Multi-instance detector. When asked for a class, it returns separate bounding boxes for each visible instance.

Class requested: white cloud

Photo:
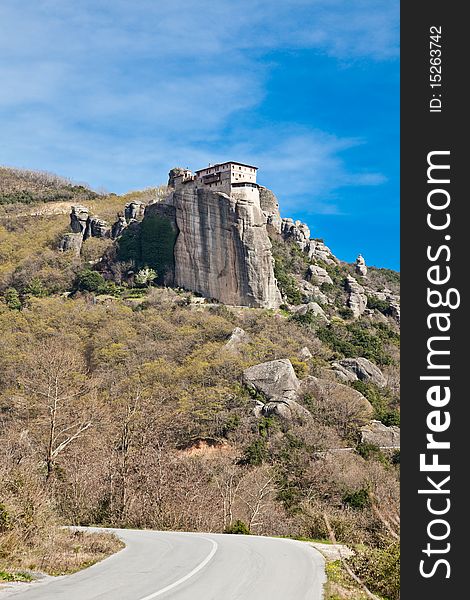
[0,0,397,207]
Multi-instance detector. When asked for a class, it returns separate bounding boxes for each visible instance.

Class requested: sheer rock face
[148,187,282,308]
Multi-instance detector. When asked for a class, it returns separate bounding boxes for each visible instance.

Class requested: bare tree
[17,339,95,480]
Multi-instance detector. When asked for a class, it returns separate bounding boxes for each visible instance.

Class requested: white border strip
[138,537,218,600]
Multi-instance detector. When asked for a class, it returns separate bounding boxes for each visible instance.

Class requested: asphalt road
[2,528,326,600]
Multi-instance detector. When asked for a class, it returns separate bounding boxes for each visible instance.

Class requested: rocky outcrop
[330,363,358,383]
[332,358,386,387]
[355,254,367,277]
[307,264,333,285]
[124,201,145,222]
[243,359,300,402]
[168,167,188,188]
[289,301,328,321]
[59,232,84,255]
[70,205,89,235]
[145,187,282,308]
[244,359,311,421]
[259,187,282,234]
[60,205,111,254]
[299,347,313,360]
[89,217,111,239]
[361,420,400,448]
[345,275,367,318]
[306,239,338,265]
[111,215,127,239]
[281,218,311,251]
[298,280,330,305]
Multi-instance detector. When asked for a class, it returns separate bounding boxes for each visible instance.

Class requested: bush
[4,288,22,310]
[224,520,250,535]
[289,356,309,379]
[76,269,107,293]
[351,381,399,424]
[350,542,400,600]
[367,294,391,315]
[342,488,371,510]
[316,321,395,366]
[242,438,268,466]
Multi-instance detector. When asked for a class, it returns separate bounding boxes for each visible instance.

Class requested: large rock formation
[259,187,282,234]
[243,359,311,421]
[145,187,282,308]
[355,254,367,277]
[60,205,111,255]
[332,357,386,387]
[345,275,367,318]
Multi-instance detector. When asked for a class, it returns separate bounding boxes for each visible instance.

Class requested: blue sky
[0,0,399,269]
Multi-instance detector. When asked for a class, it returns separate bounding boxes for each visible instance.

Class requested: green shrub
[4,288,22,310]
[242,438,268,466]
[117,223,142,264]
[224,520,250,535]
[367,294,391,315]
[356,442,387,464]
[342,487,371,510]
[316,321,396,366]
[76,269,107,293]
[351,381,399,424]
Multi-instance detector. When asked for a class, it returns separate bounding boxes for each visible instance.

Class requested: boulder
[305,240,338,265]
[345,275,367,318]
[281,218,311,251]
[260,399,312,421]
[243,359,300,403]
[330,362,358,383]
[289,302,328,321]
[299,347,313,360]
[88,217,111,238]
[335,357,387,387]
[224,327,250,352]
[361,420,400,448]
[301,376,374,421]
[298,280,330,305]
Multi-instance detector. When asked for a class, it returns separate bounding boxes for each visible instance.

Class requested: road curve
[2,528,326,600]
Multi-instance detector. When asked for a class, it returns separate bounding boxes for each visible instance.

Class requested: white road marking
[137,537,218,600]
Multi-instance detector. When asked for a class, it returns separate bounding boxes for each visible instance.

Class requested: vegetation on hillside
[0,183,400,599]
[0,167,99,205]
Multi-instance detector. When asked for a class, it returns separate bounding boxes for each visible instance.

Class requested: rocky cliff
[57,167,399,320]
[146,186,282,308]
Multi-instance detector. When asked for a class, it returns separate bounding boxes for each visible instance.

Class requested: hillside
[0,166,99,205]
[0,167,399,599]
